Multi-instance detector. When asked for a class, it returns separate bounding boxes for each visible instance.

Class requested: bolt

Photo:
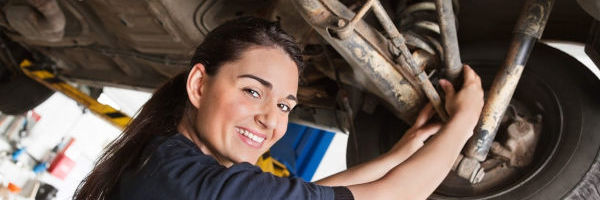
[337,19,347,27]
[471,168,486,184]
[456,157,484,184]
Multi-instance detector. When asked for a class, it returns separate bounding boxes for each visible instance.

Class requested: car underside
[1,0,600,199]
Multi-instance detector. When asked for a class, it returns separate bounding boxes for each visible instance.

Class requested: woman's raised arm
[324,65,484,200]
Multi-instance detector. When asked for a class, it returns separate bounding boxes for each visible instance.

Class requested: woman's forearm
[348,116,474,200]
[315,147,411,186]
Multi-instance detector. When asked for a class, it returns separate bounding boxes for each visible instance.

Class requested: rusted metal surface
[455,156,486,184]
[372,0,449,121]
[5,0,66,42]
[293,0,425,122]
[435,0,463,83]
[464,0,554,163]
[458,0,555,184]
[464,35,536,162]
[417,72,449,121]
[328,0,375,40]
[464,103,542,186]
[515,0,554,39]
[490,115,541,167]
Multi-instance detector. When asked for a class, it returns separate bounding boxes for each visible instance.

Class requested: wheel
[346,42,600,199]
[0,70,54,115]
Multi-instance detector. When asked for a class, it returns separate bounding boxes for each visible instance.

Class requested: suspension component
[372,0,449,121]
[458,0,555,183]
[435,0,463,83]
[294,0,428,123]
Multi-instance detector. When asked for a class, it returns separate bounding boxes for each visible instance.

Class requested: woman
[74,17,483,200]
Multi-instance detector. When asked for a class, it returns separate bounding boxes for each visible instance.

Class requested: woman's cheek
[227,95,254,117]
[273,122,288,141]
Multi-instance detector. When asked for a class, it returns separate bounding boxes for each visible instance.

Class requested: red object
[29,110,41,122]
[7,182,21,193]
[47,152,76,180]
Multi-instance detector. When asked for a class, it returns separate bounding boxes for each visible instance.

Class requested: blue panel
[270,123,336,181]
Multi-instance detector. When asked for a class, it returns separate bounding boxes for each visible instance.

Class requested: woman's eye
[278,103,291,113]
[244,88,261,98]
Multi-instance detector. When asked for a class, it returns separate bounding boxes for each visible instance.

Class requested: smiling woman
[72,17,354,200]
[180,47,299,167]
[73,16,485,200]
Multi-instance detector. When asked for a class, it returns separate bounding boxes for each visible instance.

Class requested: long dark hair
[73,17,303,200]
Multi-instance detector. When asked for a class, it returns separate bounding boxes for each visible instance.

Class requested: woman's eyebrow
[238,74,272,88]
[238,74,297,102]
[286,95,297,103]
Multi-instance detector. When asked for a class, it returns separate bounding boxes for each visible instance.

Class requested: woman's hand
[439,65,484,131]
[388,103,442,162]
[348,65,485,200]
[388,64,483,163]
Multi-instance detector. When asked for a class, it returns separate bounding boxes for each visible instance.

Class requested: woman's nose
[255,104,277,130]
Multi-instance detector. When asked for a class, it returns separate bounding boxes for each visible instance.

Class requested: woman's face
[187,47,299,166]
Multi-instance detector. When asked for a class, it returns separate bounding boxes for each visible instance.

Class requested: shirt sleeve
[134,137,353,200]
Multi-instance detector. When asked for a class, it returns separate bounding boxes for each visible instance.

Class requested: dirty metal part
[435,0,462,83]
[490,114,542,167]
[289,105,349,134]
[412,50,438,72]
[5,0,66,42]
[455,156,486,184]
[372,0,449,121]
[452,103,543,187]
[297,85,337,109]
[292,0,425,122]
[463,35,536,161]
[404,32,437,55]
[400,2,437,17]
[397,2,442,56]
[514,0,554,39]
[394,54,448,121]
[328,0,376,40]
[463,0,554,163]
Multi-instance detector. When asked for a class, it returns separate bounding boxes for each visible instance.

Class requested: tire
[0,70,54,115]
[346,42,600,199]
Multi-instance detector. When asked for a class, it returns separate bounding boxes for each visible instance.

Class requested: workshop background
[0,42,597,200]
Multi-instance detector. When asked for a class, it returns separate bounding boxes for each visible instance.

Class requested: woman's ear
[186,63,207,109]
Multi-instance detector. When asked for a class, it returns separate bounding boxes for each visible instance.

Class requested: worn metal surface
[328,0,375,40]
[464,35,536,162]
[455,156,486,184]
[464,0,555,163]
[372,0,449,121]
[435,0,463,83]
[515,0,554,39]
[293,0,425,122]
[5,0,66,42]
[490,115,541,167]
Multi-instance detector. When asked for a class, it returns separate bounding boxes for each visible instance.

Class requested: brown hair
[73,17,303,199]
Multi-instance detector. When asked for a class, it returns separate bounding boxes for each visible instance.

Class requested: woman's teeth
[235,127,265,143]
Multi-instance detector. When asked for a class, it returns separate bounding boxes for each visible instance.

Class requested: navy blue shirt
[111,133,353,200]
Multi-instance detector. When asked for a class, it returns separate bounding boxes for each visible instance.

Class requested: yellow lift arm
[19,59,290,177]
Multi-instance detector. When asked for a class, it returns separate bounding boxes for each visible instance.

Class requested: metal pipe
[435,0,462,83]
[372,0,449,121]
[330,0,376,39]
[463,0,554,162]
[293,0,425,122]
[371,0,415,69]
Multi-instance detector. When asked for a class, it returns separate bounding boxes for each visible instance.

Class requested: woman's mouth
[235,127,265,148]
